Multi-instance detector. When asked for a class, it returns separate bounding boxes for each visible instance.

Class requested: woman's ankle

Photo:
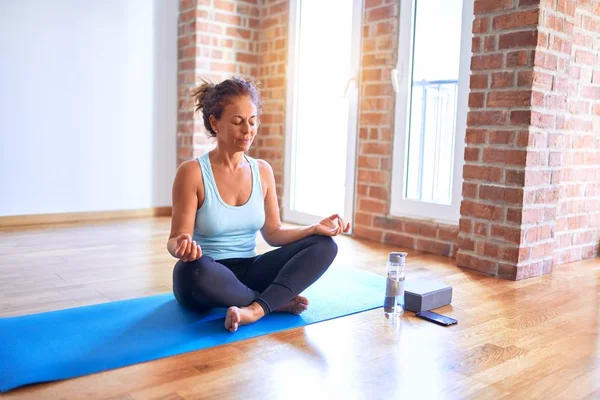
[246,302,266,320]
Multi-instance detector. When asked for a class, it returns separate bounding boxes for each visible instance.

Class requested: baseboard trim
[0,207,172,228]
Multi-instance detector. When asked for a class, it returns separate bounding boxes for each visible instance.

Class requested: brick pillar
[458,0,600,280]
[176,0,286,206]
[457,0,543,279]
[177,0,260,164]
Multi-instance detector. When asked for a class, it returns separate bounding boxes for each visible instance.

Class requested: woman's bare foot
[224,302,265,332]
[274,295,310,315]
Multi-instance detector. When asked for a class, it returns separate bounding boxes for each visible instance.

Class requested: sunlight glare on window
[404,0,463,205]
[291,0,354,217]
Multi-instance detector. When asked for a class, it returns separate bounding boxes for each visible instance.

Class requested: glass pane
[291,0,354,217]
[405,0,463,205]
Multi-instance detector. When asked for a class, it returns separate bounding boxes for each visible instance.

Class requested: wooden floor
[1,217,599,399]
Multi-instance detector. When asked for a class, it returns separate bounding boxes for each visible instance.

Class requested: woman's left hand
[313,214,351,237]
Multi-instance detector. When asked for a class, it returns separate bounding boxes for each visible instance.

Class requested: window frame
[389,0,474,225]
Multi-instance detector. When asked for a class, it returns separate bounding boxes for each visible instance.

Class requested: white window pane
[405,0,462,205]
[292,0,354,217]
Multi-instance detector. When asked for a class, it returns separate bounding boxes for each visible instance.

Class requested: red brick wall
[177,0,287,204]
[176,0,458,258]
[458,0,599,279]
[176,1,599,277]
[543,1,600,264]
[177,0,260,164]
[357,0,597,271]
[457,0,544,279]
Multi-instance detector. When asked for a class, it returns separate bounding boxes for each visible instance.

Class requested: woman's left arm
[258,160,350,247]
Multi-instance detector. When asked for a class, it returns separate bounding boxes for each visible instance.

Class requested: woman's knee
[309,235,338,262]
[173,256,212,291]
[172,256,215,310]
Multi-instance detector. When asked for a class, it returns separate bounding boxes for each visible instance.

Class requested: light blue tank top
[193,152,265,260]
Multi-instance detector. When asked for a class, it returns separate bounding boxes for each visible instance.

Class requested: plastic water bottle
[384,252,406,317]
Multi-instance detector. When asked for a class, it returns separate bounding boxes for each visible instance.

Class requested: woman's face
[210,95,258,152]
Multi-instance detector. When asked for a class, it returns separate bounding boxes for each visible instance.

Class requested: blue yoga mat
[0,266,385,392]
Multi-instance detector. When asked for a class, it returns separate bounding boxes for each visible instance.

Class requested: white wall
[0,0,178,216]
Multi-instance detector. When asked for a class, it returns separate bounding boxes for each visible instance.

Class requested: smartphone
[415,310,457,326]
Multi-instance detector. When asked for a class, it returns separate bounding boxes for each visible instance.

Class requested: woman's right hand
[173,233,202,262]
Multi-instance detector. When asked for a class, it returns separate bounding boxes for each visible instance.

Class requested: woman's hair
[190,76,263,137]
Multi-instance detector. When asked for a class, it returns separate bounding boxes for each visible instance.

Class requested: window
[390,0,473,224]
[283,0,362,228]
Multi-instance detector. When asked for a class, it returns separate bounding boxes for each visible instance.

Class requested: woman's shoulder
[174,157,203,186]
[250,157,272,171]
[252,157,274,177]
[177,157,202,173]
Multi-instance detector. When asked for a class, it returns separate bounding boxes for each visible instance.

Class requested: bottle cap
[388,252,407,263]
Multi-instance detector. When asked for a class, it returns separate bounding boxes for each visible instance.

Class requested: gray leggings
[172,235,338,314]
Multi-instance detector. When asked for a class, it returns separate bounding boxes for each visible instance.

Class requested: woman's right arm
[167,160,203,261]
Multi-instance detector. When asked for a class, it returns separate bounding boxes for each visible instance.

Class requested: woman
[168,77,350,332]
